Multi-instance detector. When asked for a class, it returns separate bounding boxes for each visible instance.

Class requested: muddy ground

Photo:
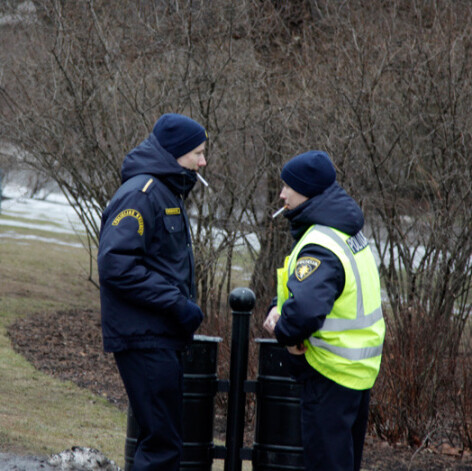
[0,453,55,470]
[6,308,472,470]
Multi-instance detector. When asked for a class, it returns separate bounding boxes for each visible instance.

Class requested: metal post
[224,287,256,471]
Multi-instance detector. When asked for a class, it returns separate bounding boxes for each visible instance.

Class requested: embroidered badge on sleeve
[112,209,144,236]
[295,257,321,281]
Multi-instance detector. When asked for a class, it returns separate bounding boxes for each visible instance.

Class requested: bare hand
[263,306,281,336]
[287,343,308,355]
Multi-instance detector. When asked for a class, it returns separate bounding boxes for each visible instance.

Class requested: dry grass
[0,228,127,467]
[0,219,254,470]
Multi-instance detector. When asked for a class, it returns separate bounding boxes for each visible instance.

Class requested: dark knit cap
[153,113,207,158]
[281,150,336,198]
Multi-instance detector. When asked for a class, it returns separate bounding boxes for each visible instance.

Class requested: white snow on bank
[0,182,86,247]
[0,1,37,26]
[0,181,260,255]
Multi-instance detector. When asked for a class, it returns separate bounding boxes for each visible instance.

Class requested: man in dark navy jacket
[98,113,208,471]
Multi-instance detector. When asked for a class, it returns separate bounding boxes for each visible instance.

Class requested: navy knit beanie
[281,151,336,198]
[153,113,207,158]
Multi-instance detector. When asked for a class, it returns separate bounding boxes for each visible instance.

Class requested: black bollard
[181,335,222,470]
[224,287,256,471]
[252,339,304,470]
[123,335,222,471]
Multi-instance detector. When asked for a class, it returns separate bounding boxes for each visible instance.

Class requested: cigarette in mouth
[197,172,209,187]
[272,205,288,218]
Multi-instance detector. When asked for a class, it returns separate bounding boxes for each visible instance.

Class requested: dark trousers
[114,349,183,471]
[300,369,370,471]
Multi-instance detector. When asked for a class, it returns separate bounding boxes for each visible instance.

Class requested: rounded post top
[229,287,256,313]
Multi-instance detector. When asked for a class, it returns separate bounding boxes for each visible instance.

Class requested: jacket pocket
[163,214,184,233]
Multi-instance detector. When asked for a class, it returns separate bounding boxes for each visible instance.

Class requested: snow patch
[1,182,85,238]
[48,447,121,471]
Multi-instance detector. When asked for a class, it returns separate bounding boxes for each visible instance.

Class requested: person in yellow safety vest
[264,150,385,471]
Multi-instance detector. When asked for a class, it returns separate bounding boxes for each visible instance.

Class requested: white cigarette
[272,205,288,218]
[196,172,209,187]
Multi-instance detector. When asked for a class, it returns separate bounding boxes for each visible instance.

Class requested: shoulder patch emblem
[295,257,321,281]
[112,209,144,236]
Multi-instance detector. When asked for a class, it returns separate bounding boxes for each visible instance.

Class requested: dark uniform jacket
[98,133,203,352]
[274,182,365,349]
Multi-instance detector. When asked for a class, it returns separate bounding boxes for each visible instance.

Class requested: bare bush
[1,0,472,451]
[1,0,293,308]
[312,0,472,448]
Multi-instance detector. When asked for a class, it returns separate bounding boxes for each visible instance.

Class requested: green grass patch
[0,222,87,246]
[0,211,258,470]
[0,212,78,229]
[0,221,125,467]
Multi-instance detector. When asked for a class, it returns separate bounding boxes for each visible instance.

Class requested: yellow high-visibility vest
[277,224,385,390]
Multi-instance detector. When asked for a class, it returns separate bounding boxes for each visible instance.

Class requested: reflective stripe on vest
[278,224,385,389]
[306,226,383,360]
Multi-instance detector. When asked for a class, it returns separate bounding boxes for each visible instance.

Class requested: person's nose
[199,155,207,167]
